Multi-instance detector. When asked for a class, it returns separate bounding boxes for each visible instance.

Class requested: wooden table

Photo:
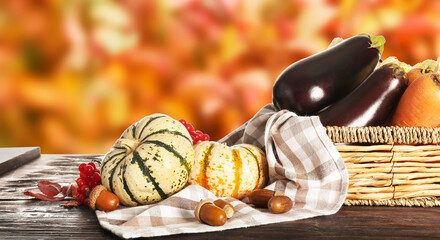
[1,154,440,239]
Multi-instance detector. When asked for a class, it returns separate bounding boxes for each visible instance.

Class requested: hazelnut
[89,185,120,211]
[194,200,227,226]
[248,189,285,208]
[71,183,78,198]
[268,195,293,214]
[213,199,235,219]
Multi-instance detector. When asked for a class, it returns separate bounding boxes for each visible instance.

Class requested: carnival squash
[189,141,268,199]
[100,113,195,206]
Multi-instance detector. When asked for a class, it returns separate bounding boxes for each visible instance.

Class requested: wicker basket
[325,126,440,207]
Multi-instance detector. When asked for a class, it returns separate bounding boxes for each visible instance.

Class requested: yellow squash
[189,141,268,199]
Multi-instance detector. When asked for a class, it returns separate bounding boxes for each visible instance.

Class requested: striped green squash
[100,113,195,206]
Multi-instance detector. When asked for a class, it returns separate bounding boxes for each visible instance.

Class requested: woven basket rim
[325,126,440,145]
[344,197,440,207]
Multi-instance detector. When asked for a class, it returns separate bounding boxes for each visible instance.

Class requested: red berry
[92,172,101,183]
[78,184,90,195]
[83,197,90,207]
[76,193,86,204]
[84,165,94,175]
[195,130,203,137]
[76,178,86,187]
[191,132,200,143]
[178,118,208,144]
[88,182,97,190]
[84,174,94,184]
[185,124,194,133]
[201,134,210,141]
[88,162,98,171]
[80,172,88,181]
[79,163,87,173]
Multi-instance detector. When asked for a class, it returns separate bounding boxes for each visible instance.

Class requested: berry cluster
[179,119,210,144]
[75,162,101,206]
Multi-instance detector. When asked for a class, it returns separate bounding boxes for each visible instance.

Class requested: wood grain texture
[1,154,440,239]
[0,147,40,176]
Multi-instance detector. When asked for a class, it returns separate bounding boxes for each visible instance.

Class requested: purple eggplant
[272,34,385,115]
[318,63,408,127]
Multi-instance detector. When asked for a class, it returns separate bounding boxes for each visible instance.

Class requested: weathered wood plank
[0,200,118,239]
[154,206,440,240]
[0,155,116,239]
[0,147,40,176]
[0,155,102,200]
[2,154,440,239]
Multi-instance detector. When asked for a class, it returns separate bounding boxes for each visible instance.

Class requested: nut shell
[249,189,284,208]
[213,199,235,219]
[249,189,273,208]
[194,200,213,223]
[194,200,227,226]
[89,185,106,210]
[268,195,293,214]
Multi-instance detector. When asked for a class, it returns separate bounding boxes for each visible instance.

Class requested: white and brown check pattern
[96,104,348,239]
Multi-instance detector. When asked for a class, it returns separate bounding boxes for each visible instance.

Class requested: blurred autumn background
[0,0,439,154]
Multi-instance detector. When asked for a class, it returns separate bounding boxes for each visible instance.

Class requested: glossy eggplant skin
[272,34,382,115]
[318,63,408,127]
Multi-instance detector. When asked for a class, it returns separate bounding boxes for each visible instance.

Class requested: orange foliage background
[0,0,439,154]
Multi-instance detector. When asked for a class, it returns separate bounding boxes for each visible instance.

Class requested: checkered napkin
[96,104,348,239]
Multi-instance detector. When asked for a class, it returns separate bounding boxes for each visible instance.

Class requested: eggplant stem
[361,33,386,55]
[328,37,344,48]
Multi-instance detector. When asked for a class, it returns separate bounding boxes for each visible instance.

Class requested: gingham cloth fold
[96,104,349,239]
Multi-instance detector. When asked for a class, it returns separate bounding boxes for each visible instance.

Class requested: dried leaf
[37,180,62,197]
[62,184,74,197]
[24,191,65,201]
[61,200,80,208]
